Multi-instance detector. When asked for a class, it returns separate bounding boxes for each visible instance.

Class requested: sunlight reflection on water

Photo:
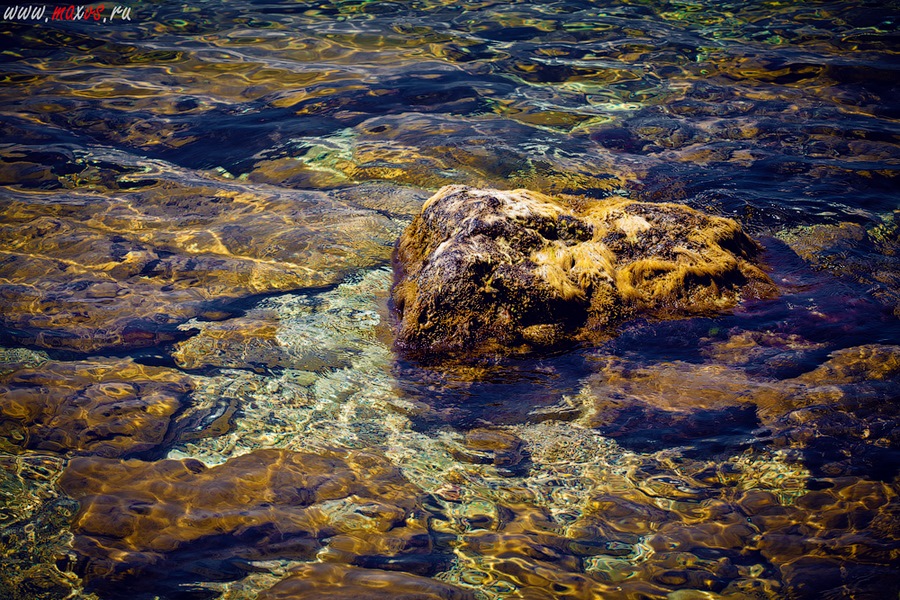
[0,0,899,598]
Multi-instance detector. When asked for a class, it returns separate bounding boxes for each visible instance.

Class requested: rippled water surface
[1,1,899,598]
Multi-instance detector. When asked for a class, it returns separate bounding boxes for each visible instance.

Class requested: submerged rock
[58,448,440,593]
[0,358,208,458]
[0,175,402,353]
[584,343,900,478]
[0,454,85,600]
[777,217,900,317]
[392,185,776,361]
[258,564,475,600]
[449,428,528,476]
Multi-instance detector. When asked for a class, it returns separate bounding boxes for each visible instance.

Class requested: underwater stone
[777,219,900,317]
[0,358,197,458]
[258,563,475,600]
[0,180,401,353]
[58,448,439,591]
[450,428,527,475]
[583,344,900,478]
[392,185,776,361]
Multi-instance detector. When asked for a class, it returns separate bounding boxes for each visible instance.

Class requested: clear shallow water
[1,1,899,598]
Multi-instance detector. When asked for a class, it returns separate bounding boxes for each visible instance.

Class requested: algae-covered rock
[0,358,204,458]
[0,176,402,353]
[258,564,475,600]
[392,185,775,361]
[58,448,439,592]
[777,218,900,317]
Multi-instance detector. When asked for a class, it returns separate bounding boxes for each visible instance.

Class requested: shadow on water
[393,345,773,464]
[599,404,762,457]
[392,348,594,432]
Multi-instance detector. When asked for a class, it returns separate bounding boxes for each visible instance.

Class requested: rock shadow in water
[393,348,593,432]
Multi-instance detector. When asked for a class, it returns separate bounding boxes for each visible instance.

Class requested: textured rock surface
[257,564,475,600]
[585,343,900,478]
[58,448,439,592]
[777,214,900,317]
[392,185,776,361]
[443,450,900,599]
[0,176,402,353]
[0,454,84,600]
[0,358,206,458]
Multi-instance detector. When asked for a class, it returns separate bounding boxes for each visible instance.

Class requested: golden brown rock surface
[0,358,205,458]
[0,453,86,600]
[257,563,475,600]
[443,459,899,599]
[0,175,402,353]
[250,113,630,197]
[58,448,439,591]
[392,185,776,361]
[584,343,900,478]
[170,312,292,372]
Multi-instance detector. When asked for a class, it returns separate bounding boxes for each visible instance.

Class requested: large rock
[391,185,776,361]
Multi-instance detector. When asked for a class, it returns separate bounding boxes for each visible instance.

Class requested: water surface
[1,1,899,598]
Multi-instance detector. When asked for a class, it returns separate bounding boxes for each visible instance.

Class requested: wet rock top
[392,185,776,362]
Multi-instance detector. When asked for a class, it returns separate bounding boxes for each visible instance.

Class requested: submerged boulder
[392,185,776,361]
[0,358,205,458]
[258,564,475,600]
[59,448,439,592]
[0,177,404,353]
